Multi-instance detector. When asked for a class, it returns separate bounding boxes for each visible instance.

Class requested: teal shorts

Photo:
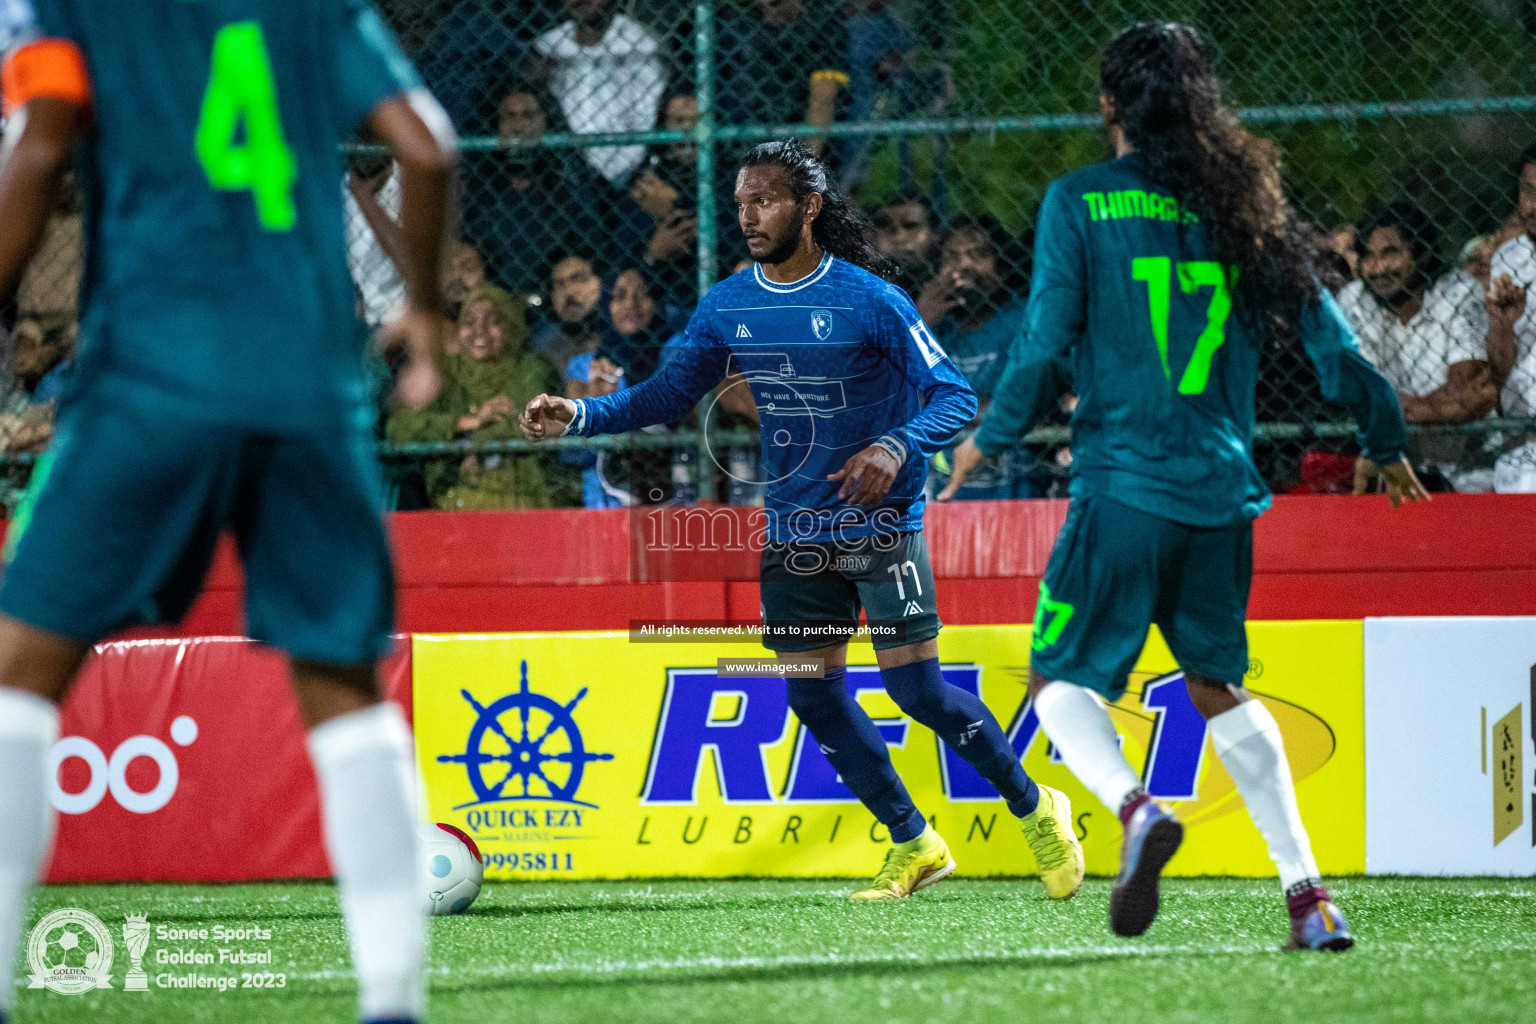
[1030,494,1251,698]
[0,399,394,666]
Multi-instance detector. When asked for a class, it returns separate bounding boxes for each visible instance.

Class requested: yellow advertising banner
[413,622,1364,880]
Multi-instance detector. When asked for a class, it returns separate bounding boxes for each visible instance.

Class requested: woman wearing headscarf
[387,284,570,508]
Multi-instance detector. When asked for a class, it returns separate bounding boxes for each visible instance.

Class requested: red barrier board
[31,494,1536,882]
[143,494,1536,638]
[45,638,410,883]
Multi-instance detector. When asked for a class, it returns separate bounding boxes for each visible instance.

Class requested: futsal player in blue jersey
[521,139,1084,900]
[0,3,455,1021]
[943,23,1427,948]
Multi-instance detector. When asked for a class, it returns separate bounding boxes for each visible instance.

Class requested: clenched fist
[519,394,578,441]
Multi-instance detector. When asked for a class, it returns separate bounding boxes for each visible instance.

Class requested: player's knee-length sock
[787,667,926,842]
[882,658,1039,817]
[1208,698,1320,891]
[0,688,58,1015]
[1032,681,1142,814]
[307,703,425,1022]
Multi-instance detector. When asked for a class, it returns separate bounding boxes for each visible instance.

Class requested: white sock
[308,703,425,1022]
[1209,698,1320,891]
[1033,681,1142,814]
[0,688,60,1014]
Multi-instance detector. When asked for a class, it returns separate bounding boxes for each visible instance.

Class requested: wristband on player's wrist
[874,435,907,465]
[562,399,587,437]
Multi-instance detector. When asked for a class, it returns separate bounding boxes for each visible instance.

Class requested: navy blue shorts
[1030,494,1252,698]
[0,400,394,666]
[759,531,942,652]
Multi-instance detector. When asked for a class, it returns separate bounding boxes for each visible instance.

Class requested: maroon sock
[1284,879,1331,921]
[1118,791,1151,828]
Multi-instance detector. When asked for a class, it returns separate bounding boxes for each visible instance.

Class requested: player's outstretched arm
[538,320,732,442]
[368,93,457,410]
[519,394,577,441]
[945,181,1085,500]
[0,97,83,299]
[936,436,985,502]
[939,354,1071,500]
[1352,456,1430,508]
[1299,289,1427,508]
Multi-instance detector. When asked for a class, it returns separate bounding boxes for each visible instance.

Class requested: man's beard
[1367,278,1420,312]
[758,224,803,266]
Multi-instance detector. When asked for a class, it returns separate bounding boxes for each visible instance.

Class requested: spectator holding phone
[627,93,744,325]
[919,215,1063,498]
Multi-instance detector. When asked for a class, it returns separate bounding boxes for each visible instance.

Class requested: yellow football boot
[1020,784,1085,900]
[850,825,957,900]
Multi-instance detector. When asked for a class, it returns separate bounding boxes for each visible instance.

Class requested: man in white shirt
[1487,144,1536,418]
[1338,202,1508,488]
[1338,202,1501,426]
[344,161,408,328]
[532,0,666,185]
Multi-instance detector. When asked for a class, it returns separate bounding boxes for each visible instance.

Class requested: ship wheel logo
[438,660,613,809]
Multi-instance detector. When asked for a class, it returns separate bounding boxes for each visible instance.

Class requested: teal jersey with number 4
[20,0,418,431]
[974,154,1406,527]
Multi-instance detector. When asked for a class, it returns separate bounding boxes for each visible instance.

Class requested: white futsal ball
[420,822,483,916]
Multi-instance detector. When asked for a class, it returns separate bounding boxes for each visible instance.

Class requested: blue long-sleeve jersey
[974,156,1407,528]
[570,254,978,542]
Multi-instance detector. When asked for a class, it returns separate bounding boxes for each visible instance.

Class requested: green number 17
[1131,257,1238,395]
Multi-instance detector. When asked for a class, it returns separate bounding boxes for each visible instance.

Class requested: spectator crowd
[7,1,1536,508]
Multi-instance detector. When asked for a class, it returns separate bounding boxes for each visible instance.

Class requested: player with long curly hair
[521,138,1085,902]
[944,22,1426,948]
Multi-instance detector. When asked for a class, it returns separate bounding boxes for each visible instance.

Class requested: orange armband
[2,38,92,118]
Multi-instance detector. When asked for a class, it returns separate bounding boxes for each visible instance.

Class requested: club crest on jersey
[810,310,834,340]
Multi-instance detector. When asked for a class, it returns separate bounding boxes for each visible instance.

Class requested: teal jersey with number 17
[974,154,1406,527]
[21,0,418,431]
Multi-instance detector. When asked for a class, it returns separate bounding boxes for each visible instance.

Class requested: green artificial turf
[12,877,1536,1023]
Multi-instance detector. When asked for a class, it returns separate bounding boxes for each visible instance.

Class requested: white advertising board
[1365,617,1536,875]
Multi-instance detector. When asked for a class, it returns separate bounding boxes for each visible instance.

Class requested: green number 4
[1131,256,1238,395]
[195,22,297,232]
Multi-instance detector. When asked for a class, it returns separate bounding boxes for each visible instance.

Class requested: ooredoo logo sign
[49,715,199,815]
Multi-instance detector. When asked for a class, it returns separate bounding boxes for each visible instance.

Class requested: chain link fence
[9,0,1536,507]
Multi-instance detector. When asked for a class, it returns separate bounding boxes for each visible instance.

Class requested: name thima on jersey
[574,254,978,543]
[975,154,1405,528]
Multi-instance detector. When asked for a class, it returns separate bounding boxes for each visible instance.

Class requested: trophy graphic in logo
[122,914,150,991]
